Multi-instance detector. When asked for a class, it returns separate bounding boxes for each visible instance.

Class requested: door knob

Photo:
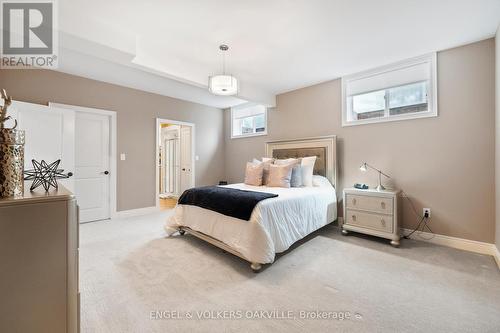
[104,171,109,175]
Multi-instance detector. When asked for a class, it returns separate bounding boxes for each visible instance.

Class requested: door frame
[155,118,195,210]
[49,102,117,218]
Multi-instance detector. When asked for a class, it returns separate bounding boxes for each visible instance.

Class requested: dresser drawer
[346,194,393,215]
[345,209,393,233]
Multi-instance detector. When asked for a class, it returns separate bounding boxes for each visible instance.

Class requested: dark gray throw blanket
[178,186,278,221]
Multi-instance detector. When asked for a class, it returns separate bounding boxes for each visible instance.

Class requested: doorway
[50,102,117,223]
[74,112,111,222]
[11,101,117,223]
[156,118,195,210]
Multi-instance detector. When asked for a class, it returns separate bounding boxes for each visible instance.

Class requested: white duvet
[165,176,337,264]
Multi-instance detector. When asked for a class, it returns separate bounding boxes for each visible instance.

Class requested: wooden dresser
[0,185,79,333]
[342,187,401,247]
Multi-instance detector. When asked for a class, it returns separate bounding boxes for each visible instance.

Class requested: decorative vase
[0,128,25,197]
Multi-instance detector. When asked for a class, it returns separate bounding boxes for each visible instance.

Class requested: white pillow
[301,156,317,186]
[312,175,333,188]
[262,157,274,163]
[274,158,299,165]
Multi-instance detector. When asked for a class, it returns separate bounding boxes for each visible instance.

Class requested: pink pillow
[254,158,274,185]
[244,162,264,186]
[267,164,293,188]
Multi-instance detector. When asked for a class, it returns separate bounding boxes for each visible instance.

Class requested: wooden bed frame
[178,135,337,272]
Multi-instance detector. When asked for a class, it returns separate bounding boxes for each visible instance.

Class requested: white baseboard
[494,246,500,270]
[112,206,160,219]
[332,219,499,270]
[402,228,498,259]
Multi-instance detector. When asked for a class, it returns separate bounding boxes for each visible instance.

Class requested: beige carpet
[80,210,500,333]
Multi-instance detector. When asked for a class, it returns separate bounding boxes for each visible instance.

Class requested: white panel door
[10,101,75,192]
[74,112,110,223]
[179,126,193,193]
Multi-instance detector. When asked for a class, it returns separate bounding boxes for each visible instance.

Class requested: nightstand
[342,187,401,247]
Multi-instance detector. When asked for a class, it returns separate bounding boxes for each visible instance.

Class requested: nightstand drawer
[345,209,393,233]
[346,194,393,215]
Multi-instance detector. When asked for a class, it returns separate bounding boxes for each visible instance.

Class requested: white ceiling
[59,0,500,108]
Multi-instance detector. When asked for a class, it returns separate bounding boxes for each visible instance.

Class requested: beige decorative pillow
[244,162,264,186]
[254,158,274,185]
[262,160,273,185]
[267,164,293,188]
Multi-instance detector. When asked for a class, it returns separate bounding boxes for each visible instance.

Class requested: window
[231,103,267,138]
[342,54,437,126]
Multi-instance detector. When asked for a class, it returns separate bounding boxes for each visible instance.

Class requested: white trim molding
[335,221,499,270]
[113,206,160,219]
[155,118,196,210]
[230,103,268,139]
[494,246,500,270]
[49,102,118,219]
[265,135,337,190]
[402,228,500,269]
[341,53,438,127]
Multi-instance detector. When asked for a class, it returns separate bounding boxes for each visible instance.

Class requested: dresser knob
[381,219,386,226]
[352,215,357,221]
[381,202,386,209]
[352,198,357,205]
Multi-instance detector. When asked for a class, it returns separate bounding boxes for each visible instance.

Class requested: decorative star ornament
[24,159,70,192]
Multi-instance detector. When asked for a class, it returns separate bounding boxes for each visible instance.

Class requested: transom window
[342,54,437,126]
[231,104,267,138]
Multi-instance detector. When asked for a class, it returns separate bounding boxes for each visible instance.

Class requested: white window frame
[230,103,268,139]
[341,53,438,127]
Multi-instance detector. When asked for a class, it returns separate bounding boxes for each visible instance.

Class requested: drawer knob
[352,215,357,221]
[381,219,386,226]
[352,198,357,205]
[381,202,386,209]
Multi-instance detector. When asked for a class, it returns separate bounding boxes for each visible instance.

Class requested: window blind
[345,61,431,97]
[232,104,266,119]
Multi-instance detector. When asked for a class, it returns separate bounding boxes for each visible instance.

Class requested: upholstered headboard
[265,136,337,189]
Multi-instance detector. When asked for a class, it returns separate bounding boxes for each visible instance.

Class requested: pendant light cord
[219,44,229,75]
[222,49,226,75]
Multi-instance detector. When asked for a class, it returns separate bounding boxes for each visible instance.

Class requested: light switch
[120,153,126,161]
[195,155,199,161]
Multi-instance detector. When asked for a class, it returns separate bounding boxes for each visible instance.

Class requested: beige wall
[225,38,496,243]
[0,69,225,211]
[496,27,500,250]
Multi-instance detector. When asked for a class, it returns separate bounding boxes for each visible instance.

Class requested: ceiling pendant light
[208,44,238,96]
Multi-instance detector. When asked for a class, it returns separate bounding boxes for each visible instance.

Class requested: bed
[165,136,338,272]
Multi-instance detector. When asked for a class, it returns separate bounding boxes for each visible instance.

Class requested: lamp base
[376,184,386,191]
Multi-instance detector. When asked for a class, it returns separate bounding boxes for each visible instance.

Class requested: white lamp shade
[208,75,238,96]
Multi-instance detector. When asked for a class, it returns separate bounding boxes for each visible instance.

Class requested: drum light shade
[208,74,238,96]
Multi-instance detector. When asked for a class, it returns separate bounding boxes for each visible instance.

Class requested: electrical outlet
[423,208,431,218]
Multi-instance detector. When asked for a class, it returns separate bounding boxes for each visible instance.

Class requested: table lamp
[359,162,390,191]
